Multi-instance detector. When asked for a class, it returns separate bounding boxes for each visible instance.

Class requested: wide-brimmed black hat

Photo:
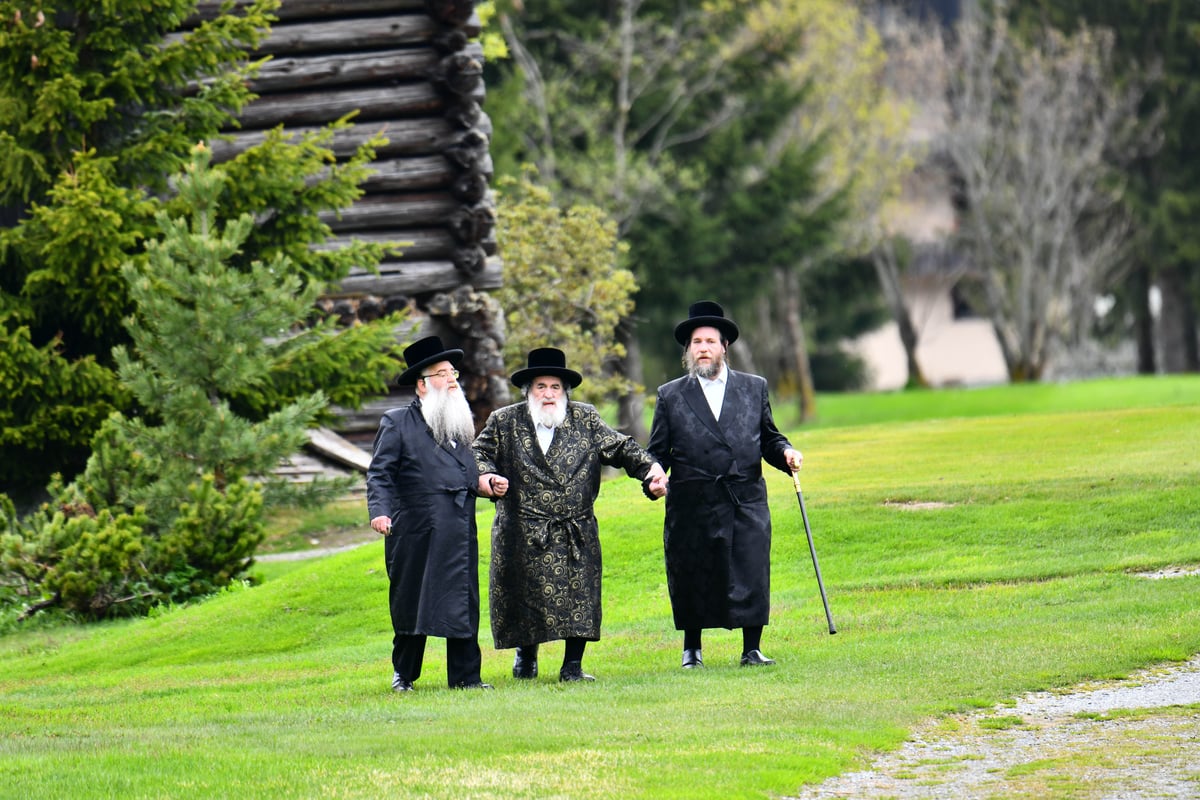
[510,347,583,389]
[673,300,740,346]
[396,335,464,386]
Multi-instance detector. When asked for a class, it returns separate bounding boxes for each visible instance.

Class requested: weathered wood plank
[237,84,447,129]
[210,118,459,161]
[316,229,454,258]
[249,48,436,92]
[193,1,424,23]
[318,229,496,257]
[359,155,457,192]
[256,15,439,55]
[306,427,371,472]
[331,257,502,296]
[360,155,493,201]
[322,193,460,231]
[193,0,482,31]
[334,393,411,442]
[246,42,484,93]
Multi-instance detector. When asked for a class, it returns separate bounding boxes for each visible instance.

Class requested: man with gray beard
[647,301,802,670]
[367,336,491,692]
[474,348,667,682]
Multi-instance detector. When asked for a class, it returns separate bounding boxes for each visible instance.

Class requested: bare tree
[939,4,1152,381]
[765,2,922,404]
[861,5,967,390]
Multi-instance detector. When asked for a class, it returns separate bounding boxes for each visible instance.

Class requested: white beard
[422,383,475,445]
[685,350,726,380]
[526,393,568,429]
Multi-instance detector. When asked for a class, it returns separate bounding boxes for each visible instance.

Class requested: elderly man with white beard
[474,348,667,683]
[367,336,491,692]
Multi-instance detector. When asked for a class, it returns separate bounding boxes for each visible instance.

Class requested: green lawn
[2,375,1199,799]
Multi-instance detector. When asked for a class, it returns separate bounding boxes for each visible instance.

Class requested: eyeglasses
[421,369,460,381]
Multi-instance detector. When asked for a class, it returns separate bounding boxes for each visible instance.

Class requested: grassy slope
[2,376,1199,799]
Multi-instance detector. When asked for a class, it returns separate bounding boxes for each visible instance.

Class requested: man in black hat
[366,335,491,692]
[473,348,667,683]
[647,301,802,669]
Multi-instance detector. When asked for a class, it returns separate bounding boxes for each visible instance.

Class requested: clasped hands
[478,472,509,498]
[644,462,668,498]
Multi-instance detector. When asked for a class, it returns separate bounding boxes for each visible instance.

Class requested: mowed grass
[2,375,1199,799]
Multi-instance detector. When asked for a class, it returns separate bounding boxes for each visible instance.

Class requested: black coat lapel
[445,436,472,467]
[681,376,725,441]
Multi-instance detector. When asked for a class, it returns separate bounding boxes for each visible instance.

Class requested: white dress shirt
[535,423,555,453]
[698,363,728,420]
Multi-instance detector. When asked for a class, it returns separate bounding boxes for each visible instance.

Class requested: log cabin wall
[192,0,508,449]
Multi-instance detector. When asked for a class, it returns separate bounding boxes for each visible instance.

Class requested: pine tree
[111,144,335,517]
[1,147,358,621]
[0,1,401,500]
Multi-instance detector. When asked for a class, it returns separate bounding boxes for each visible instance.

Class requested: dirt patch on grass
[883,500,956,510]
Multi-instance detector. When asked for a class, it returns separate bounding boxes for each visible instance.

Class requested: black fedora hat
[673,300,740,346]
[396,335,464,386]
[510,347,583,389]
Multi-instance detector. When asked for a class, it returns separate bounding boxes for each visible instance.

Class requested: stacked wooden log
[193,0,508,450]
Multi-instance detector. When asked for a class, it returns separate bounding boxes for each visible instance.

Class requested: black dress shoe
[740,649,776,666]
[681,648,704,669]
[558,661,596,682]
[454,681,495,690]
[392,672,414,692]
[513,646,538,679]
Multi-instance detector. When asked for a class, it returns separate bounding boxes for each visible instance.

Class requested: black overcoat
[366,399,480,639]
[473,401,655,649]
[647,369,793,630]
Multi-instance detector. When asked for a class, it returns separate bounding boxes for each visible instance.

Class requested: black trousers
[393,634,483,687]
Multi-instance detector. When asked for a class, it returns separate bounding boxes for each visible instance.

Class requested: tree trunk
[1128,262,1157,374]
[1156,264,1198,373]
[777,267,816,422]
[871,241,928,389]
[616,315,647,441]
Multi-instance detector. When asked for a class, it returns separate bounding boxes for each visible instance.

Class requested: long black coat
[473,401,655,649]
[647,369,793,630]
[366,400,480,639]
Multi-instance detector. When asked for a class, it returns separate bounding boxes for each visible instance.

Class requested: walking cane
[792,468,836,634]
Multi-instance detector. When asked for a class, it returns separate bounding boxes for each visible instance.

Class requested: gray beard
[422,384,476,445]
[526,394,567,428]
[685,351,725,380]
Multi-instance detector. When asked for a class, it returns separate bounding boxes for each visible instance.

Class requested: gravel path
[257,540,373,561]
[791,655,1200,799]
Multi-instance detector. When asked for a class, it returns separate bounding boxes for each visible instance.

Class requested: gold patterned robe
[473,401,655,649]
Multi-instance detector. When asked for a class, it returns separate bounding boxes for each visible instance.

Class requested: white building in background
[846,150,1010,391]
[846,278,1009,390]
[846,0,1009,391]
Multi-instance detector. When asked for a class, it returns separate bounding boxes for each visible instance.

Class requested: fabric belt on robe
[517,507,592,561]
[670,468,755,508]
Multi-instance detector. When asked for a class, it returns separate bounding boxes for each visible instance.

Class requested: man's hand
[785,448,803,472]
[478,472,509,498]
[645,463,669,499]
[370,515,392,535]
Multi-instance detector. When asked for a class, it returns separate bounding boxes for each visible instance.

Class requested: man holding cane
[647,301,802,670]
